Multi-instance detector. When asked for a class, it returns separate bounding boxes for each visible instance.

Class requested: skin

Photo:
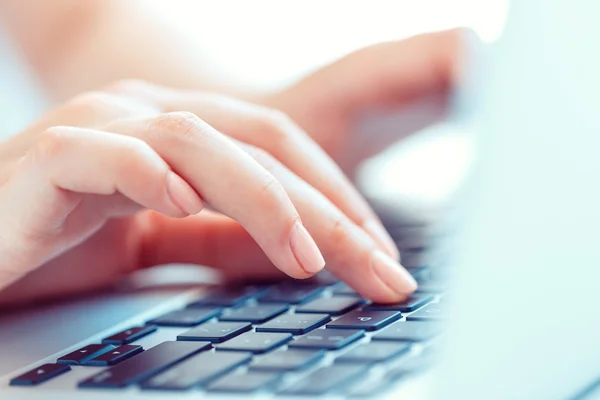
[0,0,466,306]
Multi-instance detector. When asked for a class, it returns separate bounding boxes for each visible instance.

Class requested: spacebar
[79,341,212,388]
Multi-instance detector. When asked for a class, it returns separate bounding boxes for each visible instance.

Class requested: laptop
[2,1,600,399]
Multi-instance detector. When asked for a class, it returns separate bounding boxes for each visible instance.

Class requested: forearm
[0,0,246,102]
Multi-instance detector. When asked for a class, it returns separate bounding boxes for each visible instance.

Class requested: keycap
[296,296,364,315]
[141,352,252,390]
[10,364,71,386]
[78,341,211,388]
[177,322,252,343]
[148,308,221,327]
[188,287,261,308]
[256,313,330,335]
[250,349,325,372]
[332,282,360,296]
[207,371,280,393]
[219,303,289,324]
[259,283,324,304]
[326,310,401,331]
[57,344,115,365]
[279,364,366,395]
[215,332,292,354]
[288,328,364,350]
[406,303,447,321]
[102,325,157,345]
[372,321,441,342]
[84,345,144,366]
[364,294,433,313]
[336,341,411,364]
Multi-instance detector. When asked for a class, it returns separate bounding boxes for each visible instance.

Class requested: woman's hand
[0,81,416,305]
[260,29,467,171]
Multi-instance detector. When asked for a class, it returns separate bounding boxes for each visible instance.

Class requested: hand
[261,29,467,172]
[0,81,416,306]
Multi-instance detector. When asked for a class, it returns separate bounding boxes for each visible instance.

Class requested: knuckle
[149,111,211,145]
[255,173,289,209]
[32,127,69,161]
[256,110,296,146]
[329,214,351,246]
[67,91,119,112]
[105,79,151,94]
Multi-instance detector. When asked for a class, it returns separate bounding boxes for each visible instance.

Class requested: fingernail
[371,250,417,294]
[290,220,325,274]
[166,172,203,215]
[363,220,400,260]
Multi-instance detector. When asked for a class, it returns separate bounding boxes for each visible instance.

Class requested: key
[372,321,441,342]
[332,282,360,296]
[216,332,292,354]
[207,371,280,393]
[406,303,447,321]
[259,283,324,304]
[336,341,411,364]
[364,294,433,313]
[415,280,448,293]
[288,328,364,350]
[78,341,211,388]
[57,344,115,365]
[326,310,401,331]
[250,349,325,372]
[148,308,221,327]
[296,296,364,315]
[279,364,366,395]
[256,313,330,335]
[141,352,252,390]
[10,364,71,386]
[188,287,261,308]
[219,303,289,324]
[84,345,144,366]
[102,325,157,345]
[177,322,251,343]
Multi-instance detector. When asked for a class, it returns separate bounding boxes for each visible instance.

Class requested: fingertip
[289,220,326,275]
[166,171,204,216]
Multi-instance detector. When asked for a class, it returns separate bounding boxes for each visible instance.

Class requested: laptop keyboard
[7,223,449,397]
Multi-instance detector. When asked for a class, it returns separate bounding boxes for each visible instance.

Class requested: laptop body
[2,0,600,399]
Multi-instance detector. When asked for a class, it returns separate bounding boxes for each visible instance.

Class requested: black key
[372,321,441,342]
[310,270,340,286]
[256,313,330,335]
[250,349,325,372]
[326,310,401,331]
[57,344,115,365]
[207,371,280,393]
[102,325,157,345]
[219,303,289,324]
[364,294,433,313]
[84,345,144,366]
[259,283,324,304]
[188,287,261,308]
[336,341,411,364]
[288,328,364,350]
[406,303,447,321]
[148,308,221,327]
[280,364,366,395]
[141,352,252,390]
[332,282,360,296]
[78,341,211,388]
[10,364,71,386]
[177,322,251,343]
[296,296,364,315]
[216,332,292,354]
